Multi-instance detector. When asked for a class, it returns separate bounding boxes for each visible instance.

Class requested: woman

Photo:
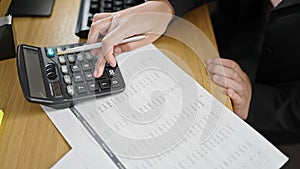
[88,0,300,143]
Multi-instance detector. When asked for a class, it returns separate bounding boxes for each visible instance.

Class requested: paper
[69,44,288,169]
[51,149,87,169]
[42,106,119,169]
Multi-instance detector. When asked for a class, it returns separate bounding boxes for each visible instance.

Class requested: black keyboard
[75,0,144,38]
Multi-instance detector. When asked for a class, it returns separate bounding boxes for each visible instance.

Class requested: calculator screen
[23,47,47,99]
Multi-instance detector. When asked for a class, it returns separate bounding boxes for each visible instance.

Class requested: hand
[206,58,252,119]
[87,1,174,77]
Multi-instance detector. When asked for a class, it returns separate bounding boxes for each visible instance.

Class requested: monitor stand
[8,0,55,17]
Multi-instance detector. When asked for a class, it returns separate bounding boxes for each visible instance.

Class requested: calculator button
[96,74,106,81]
[46,48,55,58]
[66,85,74,96]
[85,52,93,60]
[82,63,92,71]
[70,65,81,73]
[68,55,76,63]
[105,62,111,68]
[76,84,88,94]
[61,65,69,74]
[45,63,56,75]
[87,82,100,92]
[45,63,55,70]
[107,68,116,78]
[58,56,66,64]
[85,72,94,81]
[73,74,84,83]
[77,53,84,62]
[99,80,111,90]
[111,78,121,88]
[97,73,107,80]
[46,66,55,74]
[56,47,63,53]
[47,72,57,80]
[63,75,72,85]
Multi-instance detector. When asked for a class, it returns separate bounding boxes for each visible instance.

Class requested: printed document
[66,44,288,169]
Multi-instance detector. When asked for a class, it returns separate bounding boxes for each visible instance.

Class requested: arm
[88,1,174,77]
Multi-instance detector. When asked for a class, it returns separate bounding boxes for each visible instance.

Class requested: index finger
[207,58,242,72]
[87,14,115,44]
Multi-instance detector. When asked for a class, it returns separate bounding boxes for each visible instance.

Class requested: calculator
[17,43,125,109]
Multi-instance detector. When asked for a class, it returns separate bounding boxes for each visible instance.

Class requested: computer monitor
[8,0,55,17]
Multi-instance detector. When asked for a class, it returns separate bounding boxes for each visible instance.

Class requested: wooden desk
[0,0,231,168]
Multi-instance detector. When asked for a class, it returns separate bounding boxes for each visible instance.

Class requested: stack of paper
[43,44,288,169]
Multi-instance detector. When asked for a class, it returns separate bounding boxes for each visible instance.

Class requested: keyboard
[75,0,144,38]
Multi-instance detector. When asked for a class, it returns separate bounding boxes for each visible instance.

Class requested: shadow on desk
[261,131,300,169]
[279,143,300,169]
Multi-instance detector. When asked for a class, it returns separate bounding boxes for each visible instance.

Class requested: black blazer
[170,0,300,143]
[249,0,300,143]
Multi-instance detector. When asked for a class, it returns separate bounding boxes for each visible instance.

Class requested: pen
[57,34,147,55]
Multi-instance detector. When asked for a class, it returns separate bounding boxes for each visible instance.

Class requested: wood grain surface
[0,0,231,168]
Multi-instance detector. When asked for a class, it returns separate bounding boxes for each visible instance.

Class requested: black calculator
[17,43,125,109]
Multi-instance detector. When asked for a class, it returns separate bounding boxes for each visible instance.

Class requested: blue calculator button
[46,48,55,58]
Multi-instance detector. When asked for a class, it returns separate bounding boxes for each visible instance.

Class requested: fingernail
[114,47,122,55]
[206,59,212,64]
[207,64,212,71]
[212,74,220,82]
[110,61,116,67]
[93,69,98,77]
[112,14,120,21]
[227,89,233,97]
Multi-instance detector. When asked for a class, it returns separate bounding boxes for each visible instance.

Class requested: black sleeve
[169,0,212,16]
[247,81,300,133]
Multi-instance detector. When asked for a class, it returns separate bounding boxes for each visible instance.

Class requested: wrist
[144,0,175,15]
[118,0,174,16]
